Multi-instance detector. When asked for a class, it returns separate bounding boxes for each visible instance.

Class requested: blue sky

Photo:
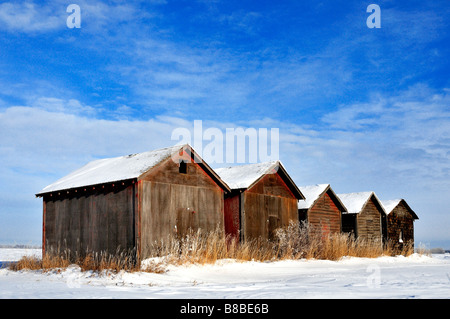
[0,0,449,248]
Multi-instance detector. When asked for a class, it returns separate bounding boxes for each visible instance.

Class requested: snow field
[0,248,449,299]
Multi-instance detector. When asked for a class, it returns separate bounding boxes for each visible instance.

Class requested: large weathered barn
[215,161,304,242]
[297,184,347,235]
[381,199,418,253]
[36,144,230,263]
[337,192,387,243]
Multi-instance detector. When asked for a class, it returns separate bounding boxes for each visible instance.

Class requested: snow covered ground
[1,248,449,299]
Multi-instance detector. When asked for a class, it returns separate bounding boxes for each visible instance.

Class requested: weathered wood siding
[242,172,298,241]
[224,193,240,240]
[387,202,415,251]
[307,191,342,235]
[139,157,224,259]
[43,184,135,259]
[356,197,383,243]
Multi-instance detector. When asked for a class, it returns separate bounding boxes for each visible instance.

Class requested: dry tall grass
[10,221,414,272]
[145,221,409,264]
[9,247,157,273]
[147,228,277,265]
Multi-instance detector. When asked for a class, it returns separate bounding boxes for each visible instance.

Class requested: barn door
[173,185,197,238]
[267,196,280,240]
[224,195,240,240]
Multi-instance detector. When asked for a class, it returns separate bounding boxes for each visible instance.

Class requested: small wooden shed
[36,144,230,263]
[215,161,304,242]
[297,184,347,235]
[337,192,387,244]
[381,199,418,253]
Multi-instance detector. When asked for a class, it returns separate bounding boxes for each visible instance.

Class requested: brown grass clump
[9,247,166,274]
[271,221,389,260]
[9,256,44,271]
[382,239,415,257]
[146,227,278,265]
[9,250,72,271]
[75,248,144,273]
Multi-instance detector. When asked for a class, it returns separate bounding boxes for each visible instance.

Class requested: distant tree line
[0,244,41,249]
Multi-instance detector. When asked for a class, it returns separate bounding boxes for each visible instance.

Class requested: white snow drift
[1,248,449,299]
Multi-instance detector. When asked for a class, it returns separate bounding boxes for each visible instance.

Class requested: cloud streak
[0,0,146,34]
[0,1,64,33]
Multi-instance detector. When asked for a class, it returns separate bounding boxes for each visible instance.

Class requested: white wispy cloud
[0,0,146,34]
[0,1,64,33]
[313,85,450,193]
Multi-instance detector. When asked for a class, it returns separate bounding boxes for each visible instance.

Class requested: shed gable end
[139,156,221,190]
[246,171,296,199]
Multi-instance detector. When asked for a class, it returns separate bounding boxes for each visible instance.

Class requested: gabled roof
[36,144,230,196]
[215,161,277,189]
[337,191,386,215]
[381,199,419,219]
[297,184,347,212]
[215,161,304,200]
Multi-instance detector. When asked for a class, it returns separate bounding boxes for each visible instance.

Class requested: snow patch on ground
[1,248,449,299]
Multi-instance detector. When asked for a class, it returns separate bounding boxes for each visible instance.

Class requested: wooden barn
[36,144,230,263]
[297,184,347,235]
[337,192,387,243]
[381,199,418,252]
[215,161,304,242]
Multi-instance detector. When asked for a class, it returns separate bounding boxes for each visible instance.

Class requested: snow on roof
[215,161,279,190]
[381,199,402,214]
[337,191,385,215]
[37,144,185,195]
[381,199,419,219]
[297,184,329,209]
